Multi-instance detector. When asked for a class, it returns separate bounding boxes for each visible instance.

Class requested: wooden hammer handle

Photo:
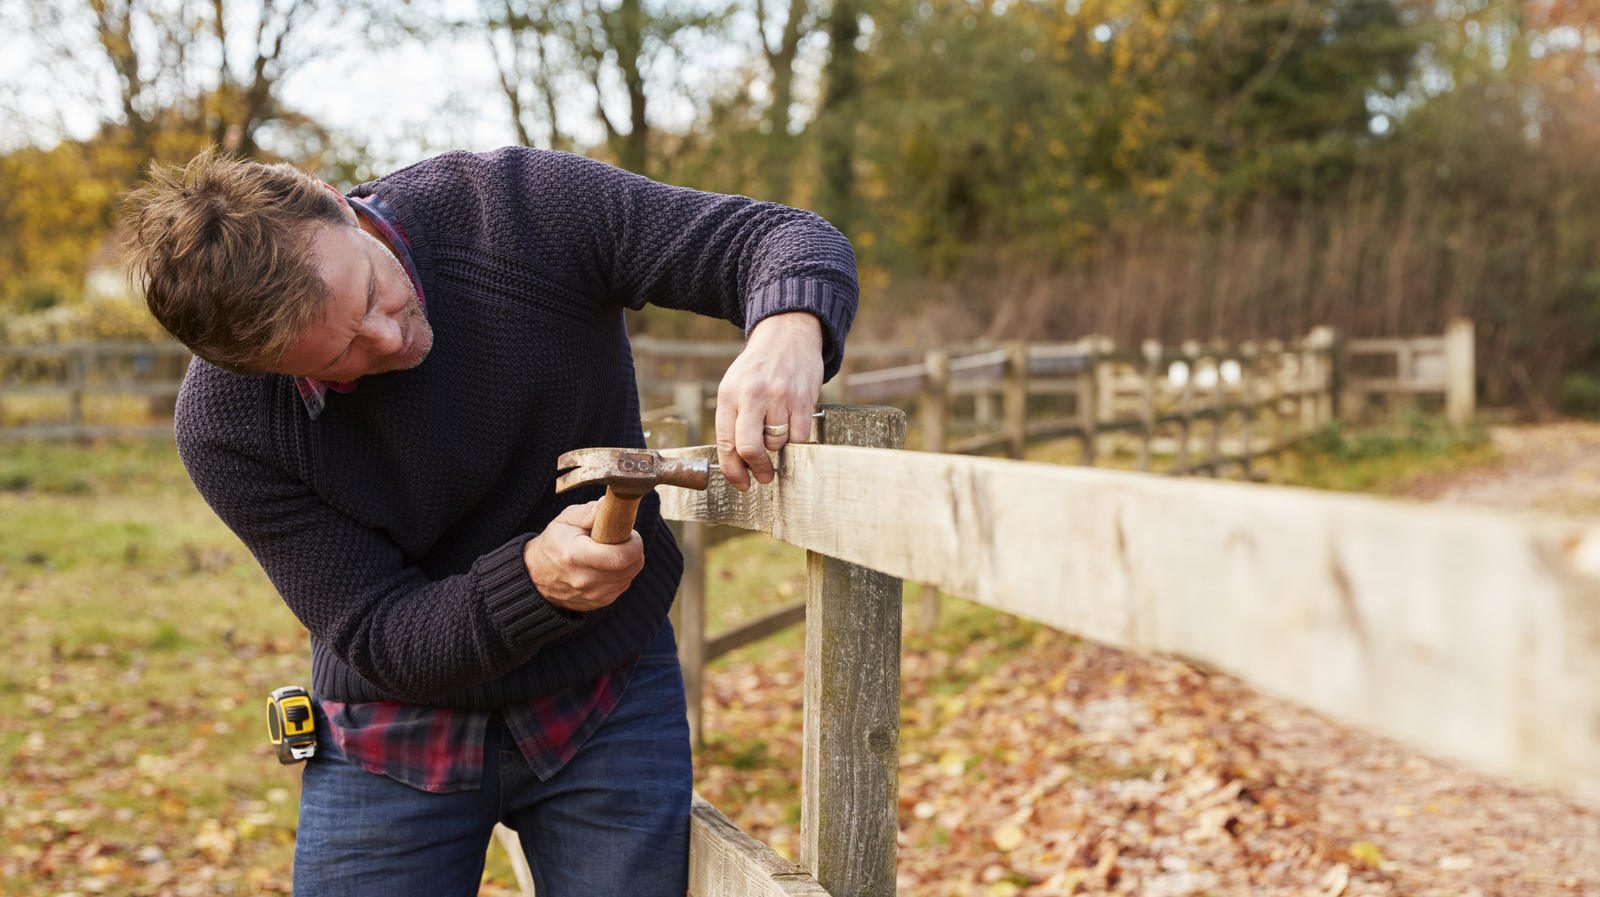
[591,488,643,545]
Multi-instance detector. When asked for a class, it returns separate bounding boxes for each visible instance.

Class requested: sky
[0,0,765,174]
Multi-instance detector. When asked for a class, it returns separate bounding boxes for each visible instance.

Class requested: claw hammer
[555,448,712,544]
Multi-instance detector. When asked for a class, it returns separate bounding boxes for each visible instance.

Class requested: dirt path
[1406,422,1600,519]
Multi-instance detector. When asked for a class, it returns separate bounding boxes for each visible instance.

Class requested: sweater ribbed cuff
[745,279,856,380]
[477,536,588,648]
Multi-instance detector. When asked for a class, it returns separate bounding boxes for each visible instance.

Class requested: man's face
[271,220,433,382]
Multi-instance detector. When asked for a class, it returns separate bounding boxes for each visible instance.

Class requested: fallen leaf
[992,824,1025,852]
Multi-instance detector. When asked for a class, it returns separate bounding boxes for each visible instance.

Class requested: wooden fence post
[1446,317,1476,427]
[1139,340,1161,473]
[1003,341,1028,461]
[917,352,948,632]
[1206,350,1224,476]
[1308,326,1340,426]
[1240,341,1258,477]
[921,350,949,454]
[803,405,905,897]
[1176,340,1199,474]
[1297,335,1316,435]
[674,381,708,747]
[1077,339,1098,466]
[1262,340,1285,448]
[68,344,87,431]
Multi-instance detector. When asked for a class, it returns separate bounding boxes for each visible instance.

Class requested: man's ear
[320,182,358,224]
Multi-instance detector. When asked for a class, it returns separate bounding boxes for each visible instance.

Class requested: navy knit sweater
[174,148,857,707]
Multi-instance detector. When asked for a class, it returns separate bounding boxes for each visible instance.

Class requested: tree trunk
[816,0,859,234]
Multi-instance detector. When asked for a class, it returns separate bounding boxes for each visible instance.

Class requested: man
[123,146,857,896]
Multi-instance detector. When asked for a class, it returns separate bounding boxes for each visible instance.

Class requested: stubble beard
[383,293,434,374]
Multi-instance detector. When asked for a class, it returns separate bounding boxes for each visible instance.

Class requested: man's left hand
[715,312,824,492]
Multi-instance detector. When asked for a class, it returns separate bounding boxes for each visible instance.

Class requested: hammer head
[555,447,712,497]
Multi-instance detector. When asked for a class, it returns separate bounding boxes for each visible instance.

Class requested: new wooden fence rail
[652,406,1600,897]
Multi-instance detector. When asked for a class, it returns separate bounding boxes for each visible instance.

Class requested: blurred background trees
[3,0,1599,408]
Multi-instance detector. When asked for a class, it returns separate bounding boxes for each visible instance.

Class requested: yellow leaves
[1348,840,1384,868]
[193,819,237,861]
[991,823,1026,851]
[937,749,968,777]
[235,810,280,841]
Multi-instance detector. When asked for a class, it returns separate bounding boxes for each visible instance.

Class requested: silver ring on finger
[763,423,790,437]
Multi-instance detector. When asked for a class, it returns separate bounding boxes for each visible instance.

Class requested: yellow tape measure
[265,685,317,764]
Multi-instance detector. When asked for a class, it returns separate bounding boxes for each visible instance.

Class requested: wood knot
[866,727,895,755]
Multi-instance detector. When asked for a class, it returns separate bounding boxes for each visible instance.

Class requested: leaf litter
[695,615,1599,897]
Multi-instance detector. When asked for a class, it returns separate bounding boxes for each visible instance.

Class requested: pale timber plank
[689,793,830,897]
[659,443,1600,807]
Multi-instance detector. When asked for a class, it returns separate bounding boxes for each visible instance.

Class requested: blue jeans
[292,622,692,897]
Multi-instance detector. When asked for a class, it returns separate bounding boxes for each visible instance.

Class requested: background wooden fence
[655,403,1598,897]
[0,341,191,439]
[0,321,1472,443]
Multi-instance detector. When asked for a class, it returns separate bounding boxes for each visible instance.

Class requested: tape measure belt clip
[266,685,318,765]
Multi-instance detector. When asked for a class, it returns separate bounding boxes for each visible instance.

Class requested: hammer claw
[554,446,713,545]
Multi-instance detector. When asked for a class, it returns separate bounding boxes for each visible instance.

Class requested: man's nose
[365,313,404,356]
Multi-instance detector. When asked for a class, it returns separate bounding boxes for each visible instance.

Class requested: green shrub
[1560,371,1600,418]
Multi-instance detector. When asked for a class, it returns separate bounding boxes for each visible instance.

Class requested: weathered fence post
[1445,317,1476,427]
[1139,340,1160,473]
[916,351,948,632]
[1296,335,1315,435]
[1309,326,1340,426]
[921,350,949,454]
[674,381,708,747]
[1176,340,1199,474]
[1240,341,1258,476]
[803,405,905,897]
[1003,341,1028,461]
[1206,349,1224,476]
[68,344,87,431]
[1077,339,1098,466]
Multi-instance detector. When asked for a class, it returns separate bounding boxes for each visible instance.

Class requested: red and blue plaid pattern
[321,658,636,793]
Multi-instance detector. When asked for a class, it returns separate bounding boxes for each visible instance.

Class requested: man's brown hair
[124,148,350,374]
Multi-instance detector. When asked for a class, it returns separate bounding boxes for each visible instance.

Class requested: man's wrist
[749,311,823,350]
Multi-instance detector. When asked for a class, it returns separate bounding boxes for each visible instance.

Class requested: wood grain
[800,407,905,897]
[659,440,1600,808]
[689,793,830,897]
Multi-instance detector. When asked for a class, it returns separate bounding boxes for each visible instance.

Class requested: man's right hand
[523,501,645,612]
